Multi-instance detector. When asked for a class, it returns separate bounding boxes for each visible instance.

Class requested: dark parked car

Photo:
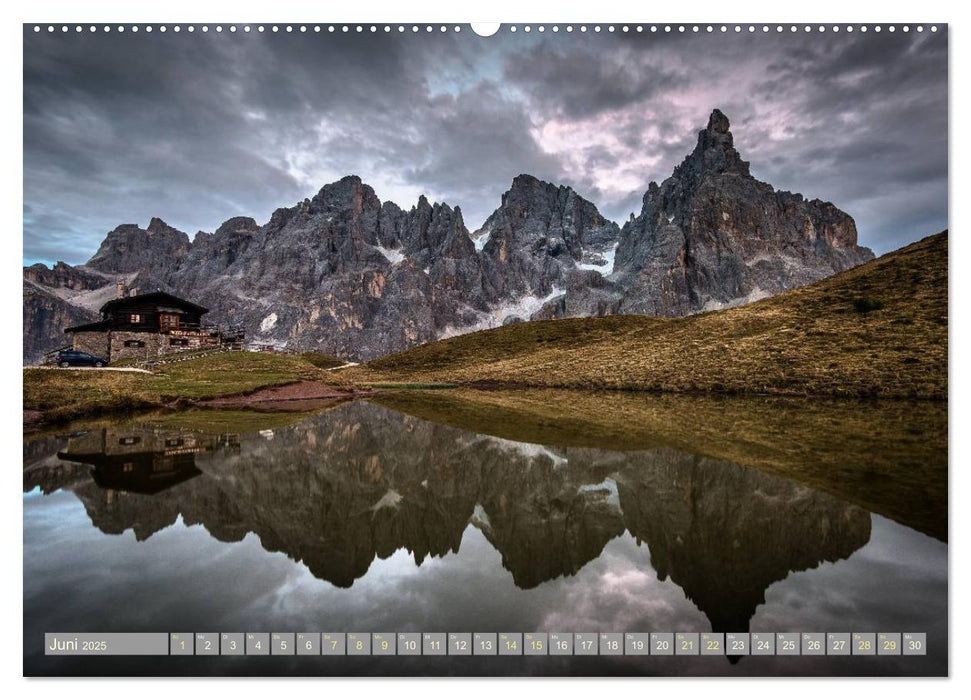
[52,350,108,368]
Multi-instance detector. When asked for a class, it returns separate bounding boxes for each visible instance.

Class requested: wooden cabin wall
[104,303,204,332]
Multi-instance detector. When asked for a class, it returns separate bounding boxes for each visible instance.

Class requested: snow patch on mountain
[488,287,565,325]
[479,436,568,468]
[577,242,619,276]
[578,477,621,508]
[370,489,402,512]
[259,312,278,332]
[472,230,491,252]
[439,287,565,338]
[376,245,405,265]
[470,504,492,530]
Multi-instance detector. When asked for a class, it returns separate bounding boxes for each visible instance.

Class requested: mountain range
[23,110,874,363]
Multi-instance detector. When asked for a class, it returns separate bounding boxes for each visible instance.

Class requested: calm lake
[23,391,948,676]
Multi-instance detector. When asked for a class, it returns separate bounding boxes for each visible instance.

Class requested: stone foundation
[71,330,221,363]
[72,332,110,360]
[109,331,164,362]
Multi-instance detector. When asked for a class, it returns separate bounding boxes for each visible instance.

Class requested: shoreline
[22,379,370,433]
[24,372,946,434]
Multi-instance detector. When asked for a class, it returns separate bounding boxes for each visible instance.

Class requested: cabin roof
[100,291,209,315]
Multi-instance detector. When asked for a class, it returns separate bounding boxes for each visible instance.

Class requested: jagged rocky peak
[192,216,259,246]
[435,206,480,263]
[604,108,874,318]
[259,176,387,255]
[429,201,467,246]
[214,216,260,237]
[639,110,751,220]
[678,108,752,181]
[408,194,436,234]
[180,216,263,274]
[480,173,620,257]
[373,194,472,268]
[309,174,382,216]
[146,216,185,237]
[503,173,558,203]
[472,173,621,303]
[499,173,610,228]
[377,200,405,246]
[86,217,191,275]
[23,260,110,291]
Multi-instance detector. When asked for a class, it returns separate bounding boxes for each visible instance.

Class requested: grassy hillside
[24,352,354,425]
[349,232,947,399]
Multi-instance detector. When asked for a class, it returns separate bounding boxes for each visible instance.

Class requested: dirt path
[29,366,153,374]
[196,380,372,409]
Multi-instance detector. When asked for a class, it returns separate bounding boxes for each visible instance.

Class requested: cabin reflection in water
[55,427,238,496]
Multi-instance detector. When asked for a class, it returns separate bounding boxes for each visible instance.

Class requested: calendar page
[21,18,948,679]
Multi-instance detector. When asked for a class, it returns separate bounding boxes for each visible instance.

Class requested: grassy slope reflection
[372,389,946,542]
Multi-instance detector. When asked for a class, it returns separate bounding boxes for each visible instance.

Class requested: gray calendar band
[44,632,927,656]
[45,633,169,655]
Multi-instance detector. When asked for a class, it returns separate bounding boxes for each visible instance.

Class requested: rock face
[167,177,495,360]
[476,174,621,301]
[87,217,191,279]
[602,109,873,316]
[22,110,874,362]
[23,279,99,361]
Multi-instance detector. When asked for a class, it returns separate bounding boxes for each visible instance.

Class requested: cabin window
[123,340,145,348]
[169,338,189,347]
[165,438,184,448]
[129,313,141,323]
[119,437,141,446]
[160,313,180,331]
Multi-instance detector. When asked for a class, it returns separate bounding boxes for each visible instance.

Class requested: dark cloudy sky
[23,25,948,265]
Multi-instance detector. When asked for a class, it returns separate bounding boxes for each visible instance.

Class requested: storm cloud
[23,25,947,264]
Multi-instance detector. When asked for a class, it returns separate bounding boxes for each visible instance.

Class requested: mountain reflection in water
[25,399,883,635]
